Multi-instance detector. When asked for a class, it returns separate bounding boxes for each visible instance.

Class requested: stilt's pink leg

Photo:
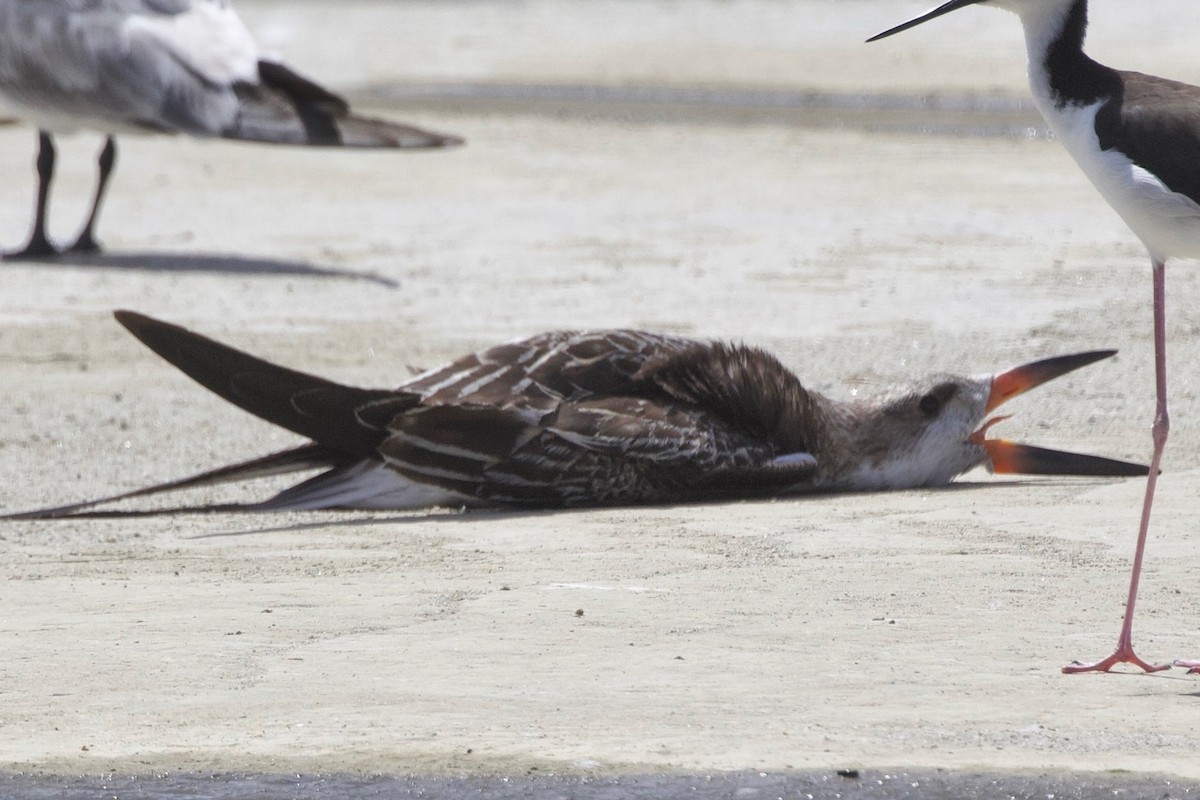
[1063,259,1171,674]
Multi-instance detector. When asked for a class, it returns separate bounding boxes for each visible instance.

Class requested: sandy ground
[2,0,1200,784]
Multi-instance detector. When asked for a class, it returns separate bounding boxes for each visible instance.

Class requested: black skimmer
[6,311,1146,518]
[0,0,462,259]
[870,0,1200,673]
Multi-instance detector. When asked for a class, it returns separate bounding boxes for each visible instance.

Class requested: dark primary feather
[114,311,415,458]
[5,443,346,519]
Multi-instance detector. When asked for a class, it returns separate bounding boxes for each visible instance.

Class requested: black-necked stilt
[6,311,1145,518]
[870,0,1200,673]
[0,0,462,259]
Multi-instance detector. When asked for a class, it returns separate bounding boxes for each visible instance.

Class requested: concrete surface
[2,0,1199,785]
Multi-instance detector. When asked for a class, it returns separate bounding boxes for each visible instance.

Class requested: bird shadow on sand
[188,477,1145,539]
[3,476,1126,538]
[8,250,398,288]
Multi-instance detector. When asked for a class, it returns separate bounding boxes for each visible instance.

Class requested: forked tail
[3,444,347,519]
[5,312,424,518]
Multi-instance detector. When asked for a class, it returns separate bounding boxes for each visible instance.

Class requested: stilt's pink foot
[1063,645,1170,674]
[1173,660,1200,674]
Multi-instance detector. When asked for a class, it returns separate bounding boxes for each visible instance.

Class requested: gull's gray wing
[0,0,258,133]
[0,0,460,147]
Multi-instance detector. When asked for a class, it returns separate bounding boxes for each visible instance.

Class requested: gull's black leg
[69,135,117,253]
[4,130,60,260]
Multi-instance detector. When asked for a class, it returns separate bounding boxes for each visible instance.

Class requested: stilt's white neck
[1003,0,1093,112]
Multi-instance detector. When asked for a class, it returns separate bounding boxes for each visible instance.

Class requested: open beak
[867,0,987,42]
[968,351,1149,477]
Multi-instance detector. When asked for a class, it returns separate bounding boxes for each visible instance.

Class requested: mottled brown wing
[378,395,819,508]
[402,330,698,405]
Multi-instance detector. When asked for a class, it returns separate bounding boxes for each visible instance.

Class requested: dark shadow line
[193,512,467,539]
[356,81,1050,140]
[1064,669,1200,683]
[3,476,1144,537]
[362,81,1039,114]
[5,250,398,287]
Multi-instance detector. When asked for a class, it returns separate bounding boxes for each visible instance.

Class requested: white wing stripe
[454,365,512,399]
[389,431,504,463]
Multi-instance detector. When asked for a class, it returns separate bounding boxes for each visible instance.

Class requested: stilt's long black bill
[984,440,1149,477]
[867,0,986,42]
[987,350,1117,414]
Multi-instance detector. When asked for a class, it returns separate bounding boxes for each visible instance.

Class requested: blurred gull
[0,0,462,258]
